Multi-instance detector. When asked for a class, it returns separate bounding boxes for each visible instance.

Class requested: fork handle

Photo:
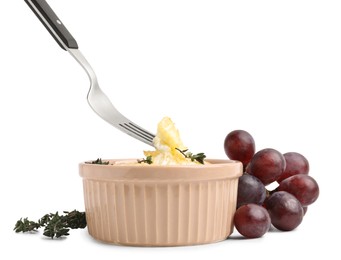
[25,0,78,50]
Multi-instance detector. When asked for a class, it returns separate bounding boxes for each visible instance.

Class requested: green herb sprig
[14,210,86,239]
[175,148,206,164]
[137,155,153,164]
[85,158,109,165]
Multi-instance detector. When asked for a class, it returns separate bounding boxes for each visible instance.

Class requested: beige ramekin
[79,159,242,246]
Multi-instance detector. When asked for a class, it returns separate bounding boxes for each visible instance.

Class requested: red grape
[277,174,319,206]
[277,152,309,183]
[224,129,319,237]
[265,191,303,231]
[237,174,266,208]
[234,204,271,238]
[224,130,255,168]
[248,148,286,185]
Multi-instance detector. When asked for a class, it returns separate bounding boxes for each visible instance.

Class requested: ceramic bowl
[79,159,242,246]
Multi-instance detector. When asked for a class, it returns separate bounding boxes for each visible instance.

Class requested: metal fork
[25,0,155,146]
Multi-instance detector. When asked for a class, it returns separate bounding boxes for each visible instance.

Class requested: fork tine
[119,122,155,144]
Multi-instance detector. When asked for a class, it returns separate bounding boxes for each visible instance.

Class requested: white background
[1,0,340,259]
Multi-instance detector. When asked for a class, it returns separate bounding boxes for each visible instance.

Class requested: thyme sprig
[85,158,109,165]
[14,210,86,239]
[137,155,153,164]
[13,218,40,233]
[175,148,206,164]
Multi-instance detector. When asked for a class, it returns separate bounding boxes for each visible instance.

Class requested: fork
[25,0,155,146]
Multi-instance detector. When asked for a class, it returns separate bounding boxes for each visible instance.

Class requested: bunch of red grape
[224,130,319,238]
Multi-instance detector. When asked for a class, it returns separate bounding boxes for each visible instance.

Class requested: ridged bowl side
[82,178,239,246]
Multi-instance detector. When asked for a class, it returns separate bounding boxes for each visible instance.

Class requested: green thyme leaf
[137,155,153,164]
[14,218,40,233]
[175,148,206,164]
[14,210,86,239]
[85,158,109,165]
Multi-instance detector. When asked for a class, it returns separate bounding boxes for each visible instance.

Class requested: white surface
[0,0,340,259]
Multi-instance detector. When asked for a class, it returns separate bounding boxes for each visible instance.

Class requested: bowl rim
[79,159,243,182]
